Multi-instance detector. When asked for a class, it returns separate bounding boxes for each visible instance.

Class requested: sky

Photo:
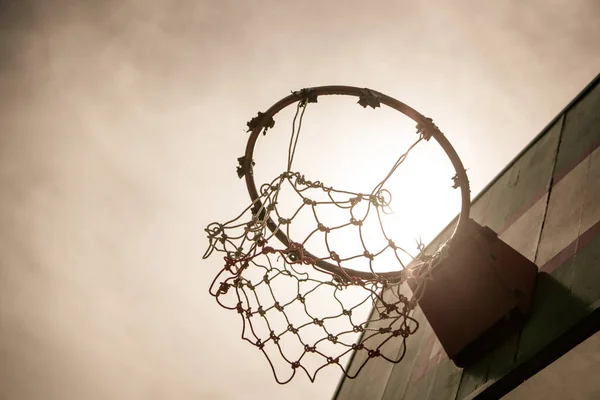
[0,1,598,399]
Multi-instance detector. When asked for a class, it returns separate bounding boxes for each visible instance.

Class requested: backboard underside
[335,73,600,400]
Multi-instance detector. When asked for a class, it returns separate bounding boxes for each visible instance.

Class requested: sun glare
[342,134,461,272]
[251,93,462,275]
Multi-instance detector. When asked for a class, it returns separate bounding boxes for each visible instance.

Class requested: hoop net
[204,92,456,383]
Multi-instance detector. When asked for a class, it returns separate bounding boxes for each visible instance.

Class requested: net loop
[204,167,431,383]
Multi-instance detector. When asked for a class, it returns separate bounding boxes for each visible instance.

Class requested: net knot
[350,195,363,206]
[350,217,363,226]
[394,327,411,338]
[330,251,341,263]
[270,331,280,344]
[262,246,276,254]
[385,303,398,314]
[368,349,381,358]
[351,343,364,351]
[317,223,330,233]
[304,345,316,353]
[217,282,230,295]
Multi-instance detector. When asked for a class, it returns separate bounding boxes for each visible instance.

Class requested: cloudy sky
[0,1,598,399]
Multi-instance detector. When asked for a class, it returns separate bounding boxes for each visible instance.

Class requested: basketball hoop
[203,86,471,383]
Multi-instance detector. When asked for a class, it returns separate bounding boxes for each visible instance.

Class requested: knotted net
[203,87,469,383]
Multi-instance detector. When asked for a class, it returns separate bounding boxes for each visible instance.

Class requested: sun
[331,119,462,273]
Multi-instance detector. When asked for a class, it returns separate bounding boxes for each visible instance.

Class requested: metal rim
[242,86,470,281]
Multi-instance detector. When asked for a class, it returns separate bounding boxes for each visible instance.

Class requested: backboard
[334,73,600,400]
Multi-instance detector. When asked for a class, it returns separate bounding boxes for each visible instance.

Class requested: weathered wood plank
[555,79,600,178]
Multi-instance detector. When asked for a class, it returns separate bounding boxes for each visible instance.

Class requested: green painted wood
[401,366,437,400]
[455,356,490,400]
[427,358,462,400]
[475,134,559,389]
[381,308,429,400]
[338,75,600,400]
[470,189,492,225]
[403,116,560,400]
[335,331,398,399]
[535,155,588,266]
[570,234,600,312]
[458,203,550,397]
[479,165,520,233]
[457,263,585,399]
[465,171,600,399]
[484,116,559,236]
[456,258,578,398]
[499,193,548,261]
[580,147,600,234]
[485,331,521,384]
[452,124,560,399]
[336,286,422,400]
[517,266,580,362]
[456,357,490,400]
[506,120,560,222]
[555,79,600,176]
